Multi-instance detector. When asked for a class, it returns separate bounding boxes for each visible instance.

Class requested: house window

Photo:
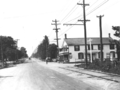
[88,44,93,50]
[78,53,84,59]
[91,45,93,50]
[88,45,90,50]
[74,45,80,51]
[98,52,100,58]
[110,44,115,49]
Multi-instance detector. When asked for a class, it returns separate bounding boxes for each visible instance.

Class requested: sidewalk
[35,60,120,82]
[60,65,120,83]
[35,59,120,90]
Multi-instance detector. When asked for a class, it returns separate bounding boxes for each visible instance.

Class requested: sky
[0,0,120,56]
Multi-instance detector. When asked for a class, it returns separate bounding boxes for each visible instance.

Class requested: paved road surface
[0,59,102,90]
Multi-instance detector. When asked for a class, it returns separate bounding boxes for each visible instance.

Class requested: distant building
[59,34,117,62]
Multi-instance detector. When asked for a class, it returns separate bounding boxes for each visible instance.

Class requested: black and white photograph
[0,0,120,90]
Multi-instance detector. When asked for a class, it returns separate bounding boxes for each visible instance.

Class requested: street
[0,58,102,90]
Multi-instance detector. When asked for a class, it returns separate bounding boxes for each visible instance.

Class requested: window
[74,45,80,51]
[98,52,100,58]
[91,45,93,50]
[88,44,93,50]
[110,44,115,49]
[78,53,84,59]
[88,45,90,50]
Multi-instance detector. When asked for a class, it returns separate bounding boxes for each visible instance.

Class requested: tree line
[32,35,58,61]
[0,36,28,66]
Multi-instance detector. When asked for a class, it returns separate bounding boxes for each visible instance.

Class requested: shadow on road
[0,76,13,78]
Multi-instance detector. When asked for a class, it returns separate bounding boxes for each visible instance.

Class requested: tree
[112,26,120,61]
[47,44,57,60]
[19,47,28,58]
[32,35,49,60]
[0,36,16,63]
[112,26,120,37]
[0,36,28,65]
[42,35,49,59]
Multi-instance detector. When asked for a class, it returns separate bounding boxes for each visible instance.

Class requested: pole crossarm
[53,28,60,30]
[54,38,61,40]
[78,19,90,22]
[63,23,83,26]
[77,3,89,6]
[52,20,59,22]
[51,23,61,25]
[96,15,104,18]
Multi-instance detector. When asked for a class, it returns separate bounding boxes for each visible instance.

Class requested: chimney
[108,33,111,38]
[65,34,67,39]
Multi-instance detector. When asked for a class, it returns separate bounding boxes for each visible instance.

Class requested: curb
[73,65,120,77]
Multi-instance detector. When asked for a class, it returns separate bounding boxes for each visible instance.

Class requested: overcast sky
[0,0,120,56]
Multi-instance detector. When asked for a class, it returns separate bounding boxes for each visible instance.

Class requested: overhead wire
[86,0,109,17]
[57,0,82,37]
[50,0,80,41]
[96,0,119,15]
[60,0,82,23]
[65,0,108,23]
[86,0,99,11]
[59,0,100,36]
[59,21,78,37]
[59,0,109,37]
[63,0,99,23]
[60,5,78,23]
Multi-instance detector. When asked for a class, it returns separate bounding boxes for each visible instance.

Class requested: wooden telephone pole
[64,0,90,66]
[97,15,104,62]
[51,19,60,56]
[78,0,90,66]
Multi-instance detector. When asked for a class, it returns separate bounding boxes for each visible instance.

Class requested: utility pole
[51,19,60,57]
[63,0,90,66]
[97,15,104,62]
[77,0,90,66]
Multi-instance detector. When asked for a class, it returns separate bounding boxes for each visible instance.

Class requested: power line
[96,0,119,14]
[86,0,99,11]
[60,0,82,23]
[63,0,99,23]
[57,0,75,19]
[65,0,108,23]
[65,15,83,23]
[60,5,78,22]
[86,0,109,16]
[59,0,109,38]
[59,22,78,37]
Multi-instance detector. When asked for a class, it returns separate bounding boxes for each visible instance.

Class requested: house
[59,34,117,62]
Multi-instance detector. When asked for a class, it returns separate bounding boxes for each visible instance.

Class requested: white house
[59,34,117,62]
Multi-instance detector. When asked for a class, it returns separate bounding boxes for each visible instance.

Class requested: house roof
[65,37,112,46]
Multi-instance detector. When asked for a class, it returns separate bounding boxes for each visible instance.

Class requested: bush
[85,58,120,74]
